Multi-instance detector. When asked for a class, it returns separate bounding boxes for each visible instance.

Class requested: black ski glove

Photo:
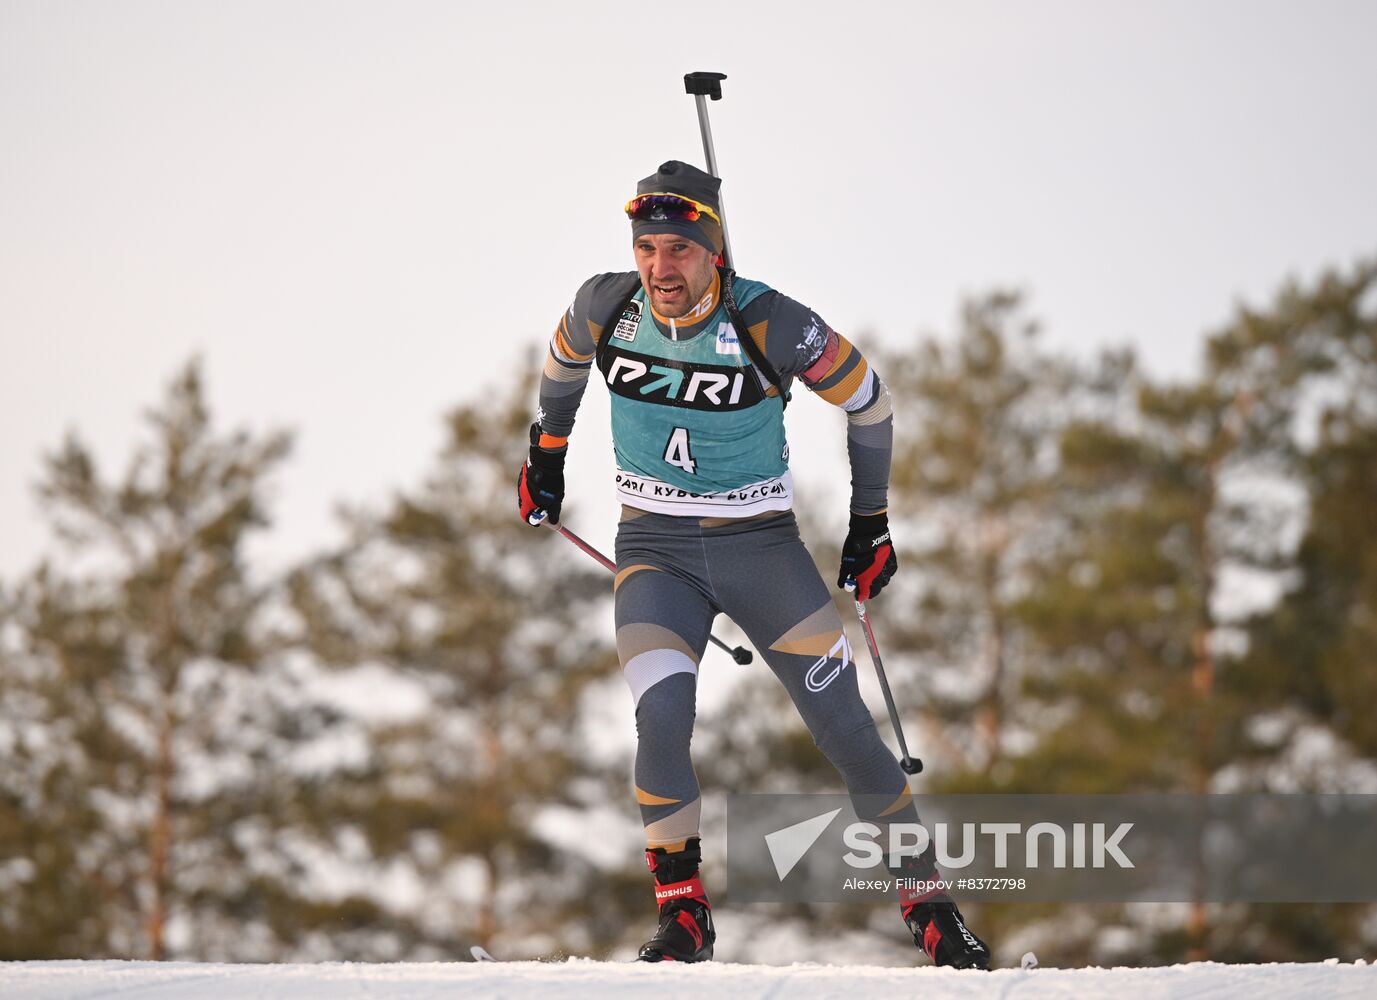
[517,422,566,526]
[837,511,897,601]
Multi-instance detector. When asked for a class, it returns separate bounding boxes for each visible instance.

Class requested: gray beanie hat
[629,160,725,255]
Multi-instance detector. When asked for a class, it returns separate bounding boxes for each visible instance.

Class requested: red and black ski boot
[637,837,715,963]
[893,846,990,970]
[903,895,991,970]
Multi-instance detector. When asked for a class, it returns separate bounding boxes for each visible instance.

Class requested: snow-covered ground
[2,959,1374,999]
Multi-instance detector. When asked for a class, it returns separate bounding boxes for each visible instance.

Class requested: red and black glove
[517,422,566,526]
[838,511,897,601]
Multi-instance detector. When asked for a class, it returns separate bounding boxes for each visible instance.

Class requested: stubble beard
[646,258,715,320]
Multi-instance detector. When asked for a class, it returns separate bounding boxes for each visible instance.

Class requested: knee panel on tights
[634,671,702,847]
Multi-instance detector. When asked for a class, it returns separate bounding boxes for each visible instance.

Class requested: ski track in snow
[1,959,1374,1000]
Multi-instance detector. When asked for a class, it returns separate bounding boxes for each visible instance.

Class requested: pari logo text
[601,347,763,412]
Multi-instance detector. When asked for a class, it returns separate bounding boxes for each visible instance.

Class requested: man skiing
[518,160,990,969]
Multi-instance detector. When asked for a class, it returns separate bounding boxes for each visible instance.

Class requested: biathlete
[518,160,990,969]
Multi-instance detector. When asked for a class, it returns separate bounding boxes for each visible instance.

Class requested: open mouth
[654,283,685,299]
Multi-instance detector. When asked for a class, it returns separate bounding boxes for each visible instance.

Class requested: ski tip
[471,945,498,963]
[1020,951,1039,970]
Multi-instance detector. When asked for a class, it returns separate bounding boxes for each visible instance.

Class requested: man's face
[633,233,717,319]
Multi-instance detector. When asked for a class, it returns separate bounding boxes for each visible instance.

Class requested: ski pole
[684,71,734,269]
[529,510,753,665]
[845,583,923,774]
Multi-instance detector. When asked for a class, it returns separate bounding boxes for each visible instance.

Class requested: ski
[469,942,1033,970]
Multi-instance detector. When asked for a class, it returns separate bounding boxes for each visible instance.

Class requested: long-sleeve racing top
[536,269,892,518]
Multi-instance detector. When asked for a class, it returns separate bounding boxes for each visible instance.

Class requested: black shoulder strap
[720,266,790,410]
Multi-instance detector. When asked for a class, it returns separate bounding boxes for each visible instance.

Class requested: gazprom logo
[715,322,741,355]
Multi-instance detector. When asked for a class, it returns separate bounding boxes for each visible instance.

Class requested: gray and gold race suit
[536,270,916,852]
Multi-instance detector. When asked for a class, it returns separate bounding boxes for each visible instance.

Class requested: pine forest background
[2,256,1375,967]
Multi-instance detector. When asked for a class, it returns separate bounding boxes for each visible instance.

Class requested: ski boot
[637,837,715,963]
[893,846,990,970]
[903,895,991,969]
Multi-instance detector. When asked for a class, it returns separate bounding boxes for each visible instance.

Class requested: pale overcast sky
[3,0,1375,581]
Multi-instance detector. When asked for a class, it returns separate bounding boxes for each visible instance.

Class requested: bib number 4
[663,427,697,475]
